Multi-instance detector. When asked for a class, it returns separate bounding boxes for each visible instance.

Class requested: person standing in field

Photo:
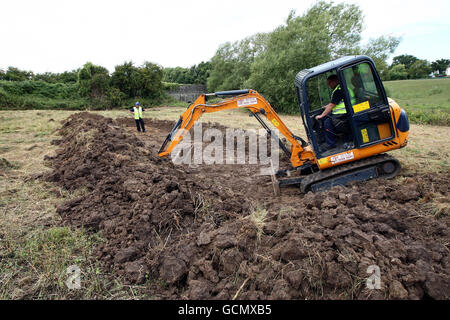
[129,102,146,133]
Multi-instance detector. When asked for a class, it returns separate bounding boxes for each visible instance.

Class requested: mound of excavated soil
[43,112,449,300]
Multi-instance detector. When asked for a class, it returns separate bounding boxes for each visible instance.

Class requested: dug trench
[40,112,449,299]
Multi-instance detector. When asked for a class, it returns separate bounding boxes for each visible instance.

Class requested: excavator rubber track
[299,153,401,193]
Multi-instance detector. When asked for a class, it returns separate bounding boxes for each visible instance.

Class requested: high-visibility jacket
[133,106,143,119]
[331,84,356,115]
[356,63,370,75]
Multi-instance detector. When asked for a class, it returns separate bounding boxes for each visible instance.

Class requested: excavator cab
[295,56,396,158]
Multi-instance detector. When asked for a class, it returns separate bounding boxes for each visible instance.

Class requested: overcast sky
[1,0,449,73]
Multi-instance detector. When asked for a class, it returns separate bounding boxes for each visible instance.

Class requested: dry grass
[74,129,96,149]
[420,195,450,217]
[249,207,268,242]
[0,110,151,299]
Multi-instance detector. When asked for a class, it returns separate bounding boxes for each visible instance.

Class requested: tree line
[386,55,449,80]
[163,61,211,85]
[0,61,165,110]
[0,67,78,83]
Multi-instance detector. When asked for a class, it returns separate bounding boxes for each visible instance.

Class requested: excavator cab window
[342,62,384,108]
[307,72,336,112]
[341,62,394,147]
[306,71,354,156]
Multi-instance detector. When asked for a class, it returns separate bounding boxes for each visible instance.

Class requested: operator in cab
[314,74,352,151]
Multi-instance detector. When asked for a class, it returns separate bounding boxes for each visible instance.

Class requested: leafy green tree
[58,70,78,83]
[136,61,164,100]
[107,87,126,107]
[408,60,431,79]
[90,73,110,98]
[164,62,211,85]
[33,70,78,84]
[111,61,137,97]
[431,59,450,75]
[359,36,401,80]
[77,62,110,99]
[245,1,364,113]
[3,67,34,81]
[193,61,212,84]
[389,64,408,80]
[207,33,268,92]
[33,72,58,83]
[111,61,164,100]
[391,54,418,70]
[164,67,189,84]
[207,42,238,91]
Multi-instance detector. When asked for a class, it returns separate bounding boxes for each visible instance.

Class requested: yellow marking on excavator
[353,101,370,113]
[361,128,369,143]
[271,119,280,127]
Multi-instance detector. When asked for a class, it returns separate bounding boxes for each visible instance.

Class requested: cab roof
[294,55,374,88]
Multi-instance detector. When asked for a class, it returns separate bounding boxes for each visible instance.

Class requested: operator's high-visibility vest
[356,63,370,75]
[133,106,143,119]
[331,84,356,115]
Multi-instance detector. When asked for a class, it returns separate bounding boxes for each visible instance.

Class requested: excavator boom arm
[158,89,315,168]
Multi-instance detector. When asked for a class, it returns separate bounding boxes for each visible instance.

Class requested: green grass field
[384,78,450,126]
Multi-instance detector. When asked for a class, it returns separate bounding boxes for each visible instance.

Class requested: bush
[111,61,164,101]
[0,81,88,110]
[0,80,80,99]
[0,94,88,110]
[1,59,166,110]
[389,64,408,80]
[77,62,110,99]
[406,109,449,126]
[107,88,126,108]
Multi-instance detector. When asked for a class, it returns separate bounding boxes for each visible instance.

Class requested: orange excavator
[158,56,409,192]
